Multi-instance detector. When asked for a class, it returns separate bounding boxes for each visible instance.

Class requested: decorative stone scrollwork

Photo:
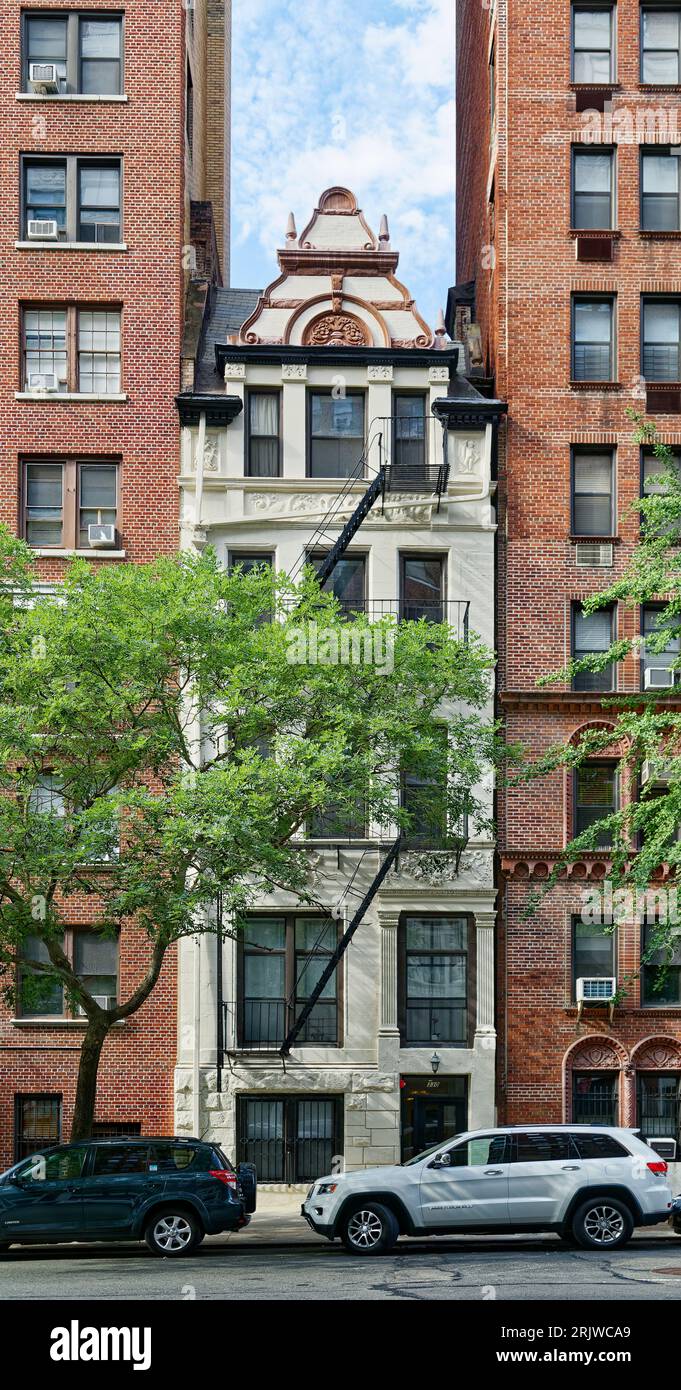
[632,1039,681,1070]
[303,313,372,348]
[571,1039,625,1069]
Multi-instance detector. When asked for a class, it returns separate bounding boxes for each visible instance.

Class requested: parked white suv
[302,1126,673,1255]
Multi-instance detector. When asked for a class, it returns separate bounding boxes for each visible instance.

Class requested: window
[573,916,616,996]
[310,552,366,615]
[401,915,470,1046]
[17,1145,86,1182]
[572,5,615,83]
[22,306,121,394]
[91,1122,141,1139]
[572,448,615,534]
[23,12,123,95]
[393,394,426,476]
[309,393,365,478]
[23,459,119,550]
[571,1125,625,1154]
[186,62,194,156]
[13,1094,61,1161]
[642,604,680,685]
[92,1144,150,1176]
[572,296,615,380]
[638,1074,681,1138]
[512,1132,575,1162]
[572,604,615,690]
[246,393,280,477]
[449,1134,509,1166]
[575,762,618,845]
[73,931,118,1010]
[228,552,274,574]
[22,157,122,243]
[18,928,119,1019]
[19,935,65,1017]
[641,149,681,230]
[572,148,615,228]
[308,785,367,840]
[643,299,680,381]
[641,6,681,84]
[400,554,445,623]
[642,922,681,1005]
[237,1095,342,1185]
[239,915,339,1048]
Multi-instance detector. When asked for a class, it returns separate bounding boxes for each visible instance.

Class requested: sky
[230,0,455,329]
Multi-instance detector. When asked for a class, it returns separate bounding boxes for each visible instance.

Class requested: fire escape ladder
[289,431,387,589]
[279,834,402,1057]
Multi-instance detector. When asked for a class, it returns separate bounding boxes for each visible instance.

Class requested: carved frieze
[303,313,372,348]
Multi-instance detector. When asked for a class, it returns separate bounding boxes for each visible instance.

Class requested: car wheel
[341,1202,399,1256]
[571,1198,634,1251]
[144,1210,202,1257]
[0,1243,10,1255]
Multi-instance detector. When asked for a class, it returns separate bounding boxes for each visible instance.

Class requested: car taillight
[209,1169,238,1185]
[647,1160,668,1174]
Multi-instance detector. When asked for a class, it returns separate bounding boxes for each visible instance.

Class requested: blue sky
[230,0,455,329]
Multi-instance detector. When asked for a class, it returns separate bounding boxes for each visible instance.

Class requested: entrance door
[400,1076,468,1163]
[237,1096,343,1185]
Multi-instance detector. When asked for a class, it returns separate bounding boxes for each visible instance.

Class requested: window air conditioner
[575,542,613,568]
[645,666,678,690]
[27,371,60,392]
[640,759,675,788]
[77,995,117,1015]
[577,977,617,1003]
[28,63,60,94]
[88,524,117,549]
[27,219,59,241]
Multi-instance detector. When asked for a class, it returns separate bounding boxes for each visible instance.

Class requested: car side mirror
[430,1151,452,1169]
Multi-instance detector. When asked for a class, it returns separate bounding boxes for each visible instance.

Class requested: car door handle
[484,1169,503,1176]
[562,1165,580,1171]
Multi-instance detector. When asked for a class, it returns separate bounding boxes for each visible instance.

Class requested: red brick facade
[0,1,228,1165]
[457,0,681,1129]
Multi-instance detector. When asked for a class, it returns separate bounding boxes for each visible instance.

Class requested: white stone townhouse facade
[173,188,505,1185]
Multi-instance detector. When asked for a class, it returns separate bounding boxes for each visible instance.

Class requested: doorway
[400,1075,468,1163]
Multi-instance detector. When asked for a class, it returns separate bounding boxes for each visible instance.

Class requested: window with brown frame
[21,305,122,394]
[17,928,119,1019]
[237,914,341,1048]
[22,458,120,550]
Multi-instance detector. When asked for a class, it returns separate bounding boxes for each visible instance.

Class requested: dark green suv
[0,1137,257,1257]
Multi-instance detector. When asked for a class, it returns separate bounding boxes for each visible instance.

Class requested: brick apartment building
[0,0,231,1165]
[456,0,681,1147]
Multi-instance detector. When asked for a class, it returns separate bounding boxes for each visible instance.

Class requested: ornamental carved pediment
[303,312,372,348]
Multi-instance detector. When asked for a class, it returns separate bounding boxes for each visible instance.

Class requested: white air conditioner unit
[27,219,59,241]
[77,995,116,1015]
[27,371,60,393]
[645,666,678,690]
[577,976,617,1003]
[641,759,676,788]
[575,542,614,569]
[647,1137,677,1161]
[88,524,117,549]
[28,62,60,94]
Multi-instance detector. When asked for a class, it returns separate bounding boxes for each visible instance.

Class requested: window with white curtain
[247,393,280,477]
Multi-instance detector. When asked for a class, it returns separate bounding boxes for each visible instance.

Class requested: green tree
[523,413,681,994]
[0,528,499,1139]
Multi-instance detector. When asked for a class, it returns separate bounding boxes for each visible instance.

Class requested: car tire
[571,1198,634,1251]
[341,1202,399,1256]
[144,1209,202,1258]
[0,1243,10,1255]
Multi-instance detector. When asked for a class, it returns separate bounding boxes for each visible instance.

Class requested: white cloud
[230,0,455,324]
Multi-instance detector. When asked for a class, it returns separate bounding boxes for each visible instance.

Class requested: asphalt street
[3,1227,681,1301]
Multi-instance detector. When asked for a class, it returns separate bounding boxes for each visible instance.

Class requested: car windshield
[402,1135,463,1166]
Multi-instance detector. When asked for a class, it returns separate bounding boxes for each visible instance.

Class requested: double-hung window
[574,763,618,845]
[573,916,616,998]
[18,928,119,1018]
[572,148,615,228]
[572,603,615,690]
[641,149,681,231]
[401,915,470,1046]
[642,922,681,1005]
[572,5,615,83]
[22,157,122,243]
[641,6,681,84]
[643,298,681,381]
[246,392,280,477]
[23,458,119,550]
[239,915,339,1048]
[572,296,615,380]
[642,603,680,686]
[21,306,126,394]
[309,393,365,478]
[23,12,123,95]
[572,448,615,534]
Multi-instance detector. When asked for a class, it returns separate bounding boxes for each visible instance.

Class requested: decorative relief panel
[303,313,372,348]
[428,366,451,384]
[367,364,394,382]
[224,363,246,382]
[282,363,308,381]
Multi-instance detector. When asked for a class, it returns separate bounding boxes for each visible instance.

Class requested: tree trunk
[70,1018,110,1140]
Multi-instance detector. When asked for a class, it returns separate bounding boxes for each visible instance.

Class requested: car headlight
[317,1182,338,1195]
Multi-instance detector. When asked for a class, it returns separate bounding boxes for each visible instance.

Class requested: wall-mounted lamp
[430,1051,441,1075]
